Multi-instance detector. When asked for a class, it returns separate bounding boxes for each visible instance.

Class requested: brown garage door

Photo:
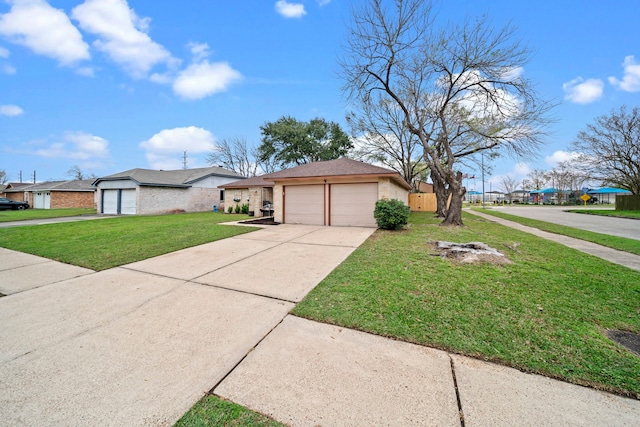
[330,183,378,227]
[284,185,325,225]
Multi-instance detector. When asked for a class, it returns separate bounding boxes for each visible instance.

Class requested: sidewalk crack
[449,355,466,427]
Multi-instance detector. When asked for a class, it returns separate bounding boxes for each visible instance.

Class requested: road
[491,206,640,241]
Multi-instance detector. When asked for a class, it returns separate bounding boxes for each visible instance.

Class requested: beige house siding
[378,177,409,205]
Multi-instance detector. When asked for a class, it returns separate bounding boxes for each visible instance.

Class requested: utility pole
[182,151,188,170]
[19,170,22,183]
[481,151,485,209]
[33,170,36,183]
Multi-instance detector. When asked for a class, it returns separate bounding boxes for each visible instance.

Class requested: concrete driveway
[0,224,375,426]
[494,206,640,240]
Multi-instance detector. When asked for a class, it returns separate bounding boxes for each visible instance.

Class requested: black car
[0,197,29,210]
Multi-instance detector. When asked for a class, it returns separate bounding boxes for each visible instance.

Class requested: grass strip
[473,208,640,256]
[0,212,257,270]
[0,208,96,222]
[293,212,640,398]
[174,395,284,427]
[567,209,640,220]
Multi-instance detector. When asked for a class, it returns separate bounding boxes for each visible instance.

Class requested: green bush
[234,204,241,214]
[374,199,410,230]
[227,205,233,213]
[241,203,250,214]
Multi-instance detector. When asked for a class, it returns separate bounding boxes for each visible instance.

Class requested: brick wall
[51,191,96,209]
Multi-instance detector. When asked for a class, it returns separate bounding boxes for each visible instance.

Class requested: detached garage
[265,158,410,227]
[93,167,244,215]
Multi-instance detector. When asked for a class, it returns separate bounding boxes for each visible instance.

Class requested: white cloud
[0,0,90,66]
[173,61,242,100]
[0,46,9,58]
[34,131,109,161]
[562,77,604,104]
[0,104,23,116]
[512,162,531,177]
[76,66,95,77]
[140,126,216,169]
[72,0,175,78]
[275,1,306,18]
[188,42,210,62]
[608,55,640,92]
[545,150,580,168]
[1,63,16,74]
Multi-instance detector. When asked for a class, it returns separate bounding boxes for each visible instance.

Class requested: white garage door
[284,185,325,225]
[34,192,51,209]
[102,190,118,214]
[120,189,137,215]
[330,183,378,227]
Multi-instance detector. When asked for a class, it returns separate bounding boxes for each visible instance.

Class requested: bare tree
[207,136,259,177]
[347,97,427,191]
[499,175,518,203]
[0,169,7,185]
[340,0,553,226]
[571,105,640,194]
[66,165,96,180]
[545,162,587,205]
[527,168,548,190]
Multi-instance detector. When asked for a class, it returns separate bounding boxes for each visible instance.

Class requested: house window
[220,189,225,201]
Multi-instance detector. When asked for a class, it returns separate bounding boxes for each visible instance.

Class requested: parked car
[0,197,29,210]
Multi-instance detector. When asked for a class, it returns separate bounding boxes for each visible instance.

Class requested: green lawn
[0,208,96,222]
[0,212,256,270]
[293,212,640,398]
[174,396,284,427]
[473,208,640,256]
[567,209,640,219]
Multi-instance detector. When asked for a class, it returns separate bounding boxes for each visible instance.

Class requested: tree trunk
[440,172,465,226]
[431,169,448,218]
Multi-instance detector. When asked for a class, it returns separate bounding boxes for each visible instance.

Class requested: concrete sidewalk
[1,222,639,426]
[467,209,640,272]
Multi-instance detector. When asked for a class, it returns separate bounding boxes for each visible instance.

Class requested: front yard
[0,212,256,270]
[293,212,640,398]
[0,208,96,222]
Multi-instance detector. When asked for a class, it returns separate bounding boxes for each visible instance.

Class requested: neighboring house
[0,182,32,202]
[260,158,411,227]
[587,187,632,204]
[93,167,244,215]
[2,180,95,209]
[510,189,530,203]
[218,175,275,215]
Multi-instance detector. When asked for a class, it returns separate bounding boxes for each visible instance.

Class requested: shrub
[227,205,233,213]
[241,203,250,214]
[234,204,241,214]
[374,199,410,230]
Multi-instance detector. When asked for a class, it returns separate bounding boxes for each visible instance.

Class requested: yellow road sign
[580,194,591,201]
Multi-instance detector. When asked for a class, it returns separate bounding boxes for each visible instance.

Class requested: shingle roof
[219,175,274,189]
[262,158,411,189]
[94,166,243,187]
[3,180,95,192]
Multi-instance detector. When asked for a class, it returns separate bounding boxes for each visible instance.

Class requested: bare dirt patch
[606,330,640,356]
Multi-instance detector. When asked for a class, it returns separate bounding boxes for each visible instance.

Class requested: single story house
[2,180,95,209]
[1,182,32,202]
[93,167,244,215]
[259,158,411,227]
[218,175,275,215]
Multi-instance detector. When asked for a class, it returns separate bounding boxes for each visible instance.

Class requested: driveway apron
[0,224,375,426]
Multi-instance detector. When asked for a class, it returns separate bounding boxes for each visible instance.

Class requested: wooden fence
[409,193,437,212]
[616,194,640,210]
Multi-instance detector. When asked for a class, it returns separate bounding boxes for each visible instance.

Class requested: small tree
[499,175,518,204]
[0,169,7,185]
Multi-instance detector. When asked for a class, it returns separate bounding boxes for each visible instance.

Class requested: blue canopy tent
[586,187,632,204]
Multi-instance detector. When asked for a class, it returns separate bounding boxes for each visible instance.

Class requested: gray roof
[219,176,274,189]
[94,166,244,187]
[4,180,95,192]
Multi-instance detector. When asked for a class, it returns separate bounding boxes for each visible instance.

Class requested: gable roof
[3,180,95,192]
[219,175,274,189]
[93,166,244,188]
[262,158,411,190]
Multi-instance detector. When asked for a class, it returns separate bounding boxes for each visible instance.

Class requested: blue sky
[1,0,638,189]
